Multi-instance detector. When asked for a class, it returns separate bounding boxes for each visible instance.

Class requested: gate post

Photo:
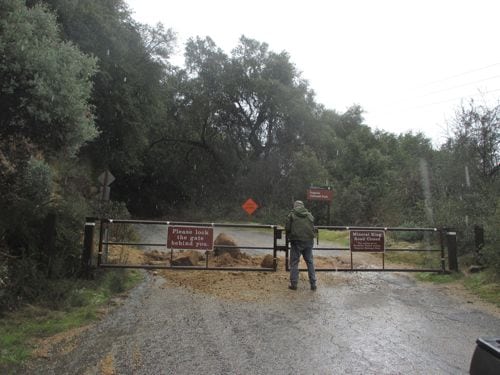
[273,226,279,271]
[446,230,459,272]
[81,218,96,278]
[97,219,106,267]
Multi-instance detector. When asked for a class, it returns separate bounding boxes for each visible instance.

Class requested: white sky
[126,0,500,146]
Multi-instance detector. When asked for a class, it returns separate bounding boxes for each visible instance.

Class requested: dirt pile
[107,245,354,303]
[159,255,350,302]
[260,254,275,268]
[213,233,241,258]
[170,251,200,266]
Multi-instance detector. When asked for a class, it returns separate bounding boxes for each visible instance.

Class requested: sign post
[306,186,333,225]
[97,170,115,202]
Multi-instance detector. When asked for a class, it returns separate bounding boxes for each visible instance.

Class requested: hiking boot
[288,285,297,290]
[310,284,317,291]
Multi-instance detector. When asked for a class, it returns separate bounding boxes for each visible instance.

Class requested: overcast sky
[126,0,500,146]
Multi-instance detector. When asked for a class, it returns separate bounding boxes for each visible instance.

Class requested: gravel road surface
[26,271,500,374]
[24,224,500,374]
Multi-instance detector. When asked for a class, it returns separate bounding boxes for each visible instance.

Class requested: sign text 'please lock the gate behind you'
[167,226,214,250]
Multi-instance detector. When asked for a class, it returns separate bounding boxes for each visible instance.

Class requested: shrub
[390,222,425,242]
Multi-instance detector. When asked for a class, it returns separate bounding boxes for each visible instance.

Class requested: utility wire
[411,62,500,90]
[412,88,500,110]
[417,75,500,98]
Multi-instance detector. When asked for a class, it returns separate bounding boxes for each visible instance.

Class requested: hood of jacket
[292,206,314,221]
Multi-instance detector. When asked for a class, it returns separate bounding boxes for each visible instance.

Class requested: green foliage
[42,0,175,174]
[483,198,500,274]
[0,0,498,316]
[416,272,463,284]
[385,250,442,269]
[0,269,143,368]
[0,0,99,310]
[0,0,98,155]
[317,230,349,246]
[463,270,500,307]
[389,223,425,242]
[19,159,53,205]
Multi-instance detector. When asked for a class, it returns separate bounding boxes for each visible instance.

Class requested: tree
[0,0,97,156]
[433,100,500,255]
[452,99,499,180]
[222,36,315,162]
[0,0,98,307]
[135,35,322,215]
[0,0,97,223]
[39,0,176,174]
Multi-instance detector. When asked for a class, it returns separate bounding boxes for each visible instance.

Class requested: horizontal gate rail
[96,218,280,272]
[315,225,439,231]
[82,218,454,275]
[103,218,276,229]
[99,264,273,272]
[289,225,446,273]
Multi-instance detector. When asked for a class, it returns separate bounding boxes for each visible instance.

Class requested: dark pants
[289,240,316,287]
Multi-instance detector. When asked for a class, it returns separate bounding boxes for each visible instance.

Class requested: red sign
[307,188,333,202]
[242,198,259,215]
[350,230,385,252]
[167,226,213,250]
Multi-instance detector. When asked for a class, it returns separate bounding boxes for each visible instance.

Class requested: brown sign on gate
[350,230,385,252]
[167,226,213,250]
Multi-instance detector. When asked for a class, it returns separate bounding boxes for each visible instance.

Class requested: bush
[483,201,500,278]
[389,222,425,242]
[106,270,127,294]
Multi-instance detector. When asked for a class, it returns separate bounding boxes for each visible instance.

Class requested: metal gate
[285,226,453,273]
[83,218,282,272]
[82,219,457,275]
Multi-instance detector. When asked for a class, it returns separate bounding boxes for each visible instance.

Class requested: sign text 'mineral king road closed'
[350,230,385,252]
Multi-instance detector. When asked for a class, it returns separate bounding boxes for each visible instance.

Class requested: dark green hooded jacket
[285,202,315,241]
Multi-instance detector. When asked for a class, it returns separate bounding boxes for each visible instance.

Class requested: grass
[463,270,500,307]
[317,229,349,246]
[416,272,463,284]
[0,269,143,369]
[384,249,442,269]
[416,265,500,308]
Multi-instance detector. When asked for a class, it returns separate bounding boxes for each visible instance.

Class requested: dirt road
[26,271,500,374]
[25,225,500,374]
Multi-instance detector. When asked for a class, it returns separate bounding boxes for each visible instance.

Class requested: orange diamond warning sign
[242,198,259,215]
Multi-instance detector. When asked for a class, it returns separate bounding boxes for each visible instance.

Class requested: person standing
[285,200,317,290]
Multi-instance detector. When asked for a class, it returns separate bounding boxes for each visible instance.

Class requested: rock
[171,251,199,266]
[261,254,275,268]
[145,250,168,261]
[216,252,235,266]
[213,233,241,258]
[469,265,486,273]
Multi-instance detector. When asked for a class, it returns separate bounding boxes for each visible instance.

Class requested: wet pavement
[26,269,500,374]
[25,223,500,374]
